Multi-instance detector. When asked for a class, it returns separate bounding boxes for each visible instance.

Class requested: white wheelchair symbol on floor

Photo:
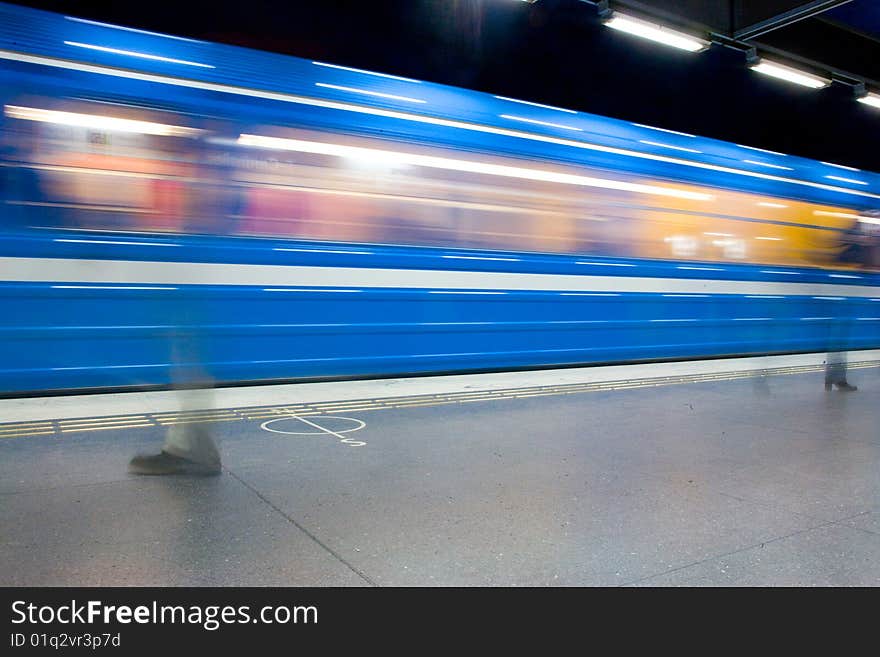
[260,415,367,447]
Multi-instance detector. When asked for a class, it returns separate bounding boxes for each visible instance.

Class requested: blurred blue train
[1,2,879,395]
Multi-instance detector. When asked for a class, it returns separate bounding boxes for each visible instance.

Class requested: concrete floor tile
[0,476,368,586]
[631,524,880,586]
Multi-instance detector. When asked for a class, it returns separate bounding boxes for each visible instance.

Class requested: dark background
[6,0,880,171]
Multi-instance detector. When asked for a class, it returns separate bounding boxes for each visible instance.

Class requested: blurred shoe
[825,380,857,392]
[128,450,221,476]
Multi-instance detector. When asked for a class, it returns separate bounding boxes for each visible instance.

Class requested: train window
[2,99,202,233]
[2,100,873,270]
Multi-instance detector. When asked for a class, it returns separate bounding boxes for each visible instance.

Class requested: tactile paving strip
[1,359,877,440]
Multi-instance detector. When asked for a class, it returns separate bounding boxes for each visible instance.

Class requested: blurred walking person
[824,217,876,391]
[129,134,240,475]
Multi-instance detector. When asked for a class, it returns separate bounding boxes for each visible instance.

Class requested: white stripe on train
[1,256,879,298]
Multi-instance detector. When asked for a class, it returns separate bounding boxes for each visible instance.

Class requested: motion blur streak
[236,134,714,201]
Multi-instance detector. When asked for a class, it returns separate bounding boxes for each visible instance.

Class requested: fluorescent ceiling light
[857,93,880,109]
[315,83,425,103]
[750,60,829,89]
[604,14,709,52]
[63,41,214,68]
[4,105,201,136]
[237,133,714,201]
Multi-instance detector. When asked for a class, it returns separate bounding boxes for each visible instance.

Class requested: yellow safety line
[61,423,154,433]
[58,415,148,424]
[308,404,388,413]
[59,418,153,428]
[437,394,506,402]
[370,394,442,402]
[511,391,567,398]
[239,405,313,411]
[252,410,323,417]
[151,412,240,419]
[444,396,508,406]
[0,425,53,434]
[0,421,55,429]
[312,403,388,411]
[382,400,463,409]
[154,414,240,422]
[155,417,240,426]
[0,430,57,438]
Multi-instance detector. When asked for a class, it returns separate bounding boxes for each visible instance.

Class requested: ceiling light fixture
[857,92,880,109]
[750,60,829,89]
[604,13,709,53]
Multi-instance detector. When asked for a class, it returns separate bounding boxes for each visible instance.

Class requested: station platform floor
[2,350,880,587]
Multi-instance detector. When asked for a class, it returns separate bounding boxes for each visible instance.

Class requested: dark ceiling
[826,0,880,40]
[5,0,880,171]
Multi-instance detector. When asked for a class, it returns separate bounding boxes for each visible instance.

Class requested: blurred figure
[129,336,222,476]
[129,136,238,476]
[836,217,873,268]
[824,218,874,392]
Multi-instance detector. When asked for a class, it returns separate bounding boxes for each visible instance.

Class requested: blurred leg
[825,318,857,391]
[129,314,221,475]
[162,386,221,468]
[825,350,848,385]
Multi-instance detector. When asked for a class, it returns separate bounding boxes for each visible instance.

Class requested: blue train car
[1,2,879,395]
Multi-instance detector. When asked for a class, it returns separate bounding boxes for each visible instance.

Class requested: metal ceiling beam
[734,0,854,41]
